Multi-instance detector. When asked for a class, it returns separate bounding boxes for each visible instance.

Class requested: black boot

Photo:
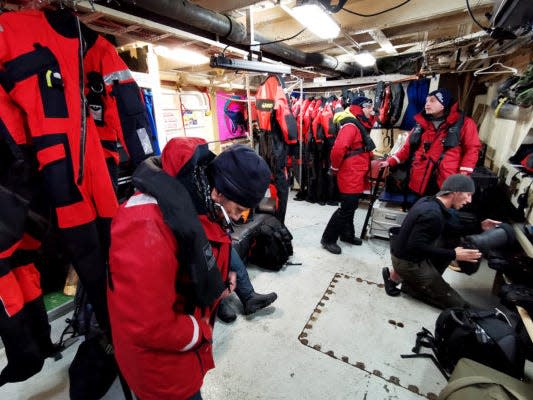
[339,235,362,245]
[340,219,362,245]
[217,300,237,323]
[243,292,278,315]
[321,238,341,254]
[321,209,342,254]
[382,267,401,296]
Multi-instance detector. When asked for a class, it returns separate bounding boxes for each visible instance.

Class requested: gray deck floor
[1,193,529,400]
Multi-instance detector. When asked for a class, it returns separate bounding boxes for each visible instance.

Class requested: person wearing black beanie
[382,173,502,310]
[208,144,271,212]
[107,138,273,400]
[321,94,377,254]
[379,87,481,197]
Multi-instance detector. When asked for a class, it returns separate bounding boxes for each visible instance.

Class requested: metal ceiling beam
[368,29,397,56]
[302,74,416,89]
[128,0,358,76]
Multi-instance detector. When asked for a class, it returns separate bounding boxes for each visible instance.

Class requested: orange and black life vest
[255,75,297,145]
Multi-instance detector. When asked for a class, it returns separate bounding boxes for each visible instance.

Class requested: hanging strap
[400,327,450,380]
[439,376,528,400]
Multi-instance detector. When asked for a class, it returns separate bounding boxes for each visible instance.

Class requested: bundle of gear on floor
[231,212,293,271]
[401,307,526,380]
[0,6,157,399]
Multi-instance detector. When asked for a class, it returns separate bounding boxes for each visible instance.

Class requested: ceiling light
[154,46,210,65]
[210,55,291,74]
[353,52,376,67]
[336,52,376,67]
[281,2,340,39]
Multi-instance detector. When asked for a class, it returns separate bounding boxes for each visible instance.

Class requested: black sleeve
[405,211,456,261]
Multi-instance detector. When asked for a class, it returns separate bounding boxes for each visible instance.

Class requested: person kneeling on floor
[217,246,277,323]
[382,174,501,309]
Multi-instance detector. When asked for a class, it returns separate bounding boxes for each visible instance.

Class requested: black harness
[338,116,376,160]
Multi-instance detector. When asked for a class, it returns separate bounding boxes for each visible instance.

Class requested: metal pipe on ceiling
[131,0,357,76]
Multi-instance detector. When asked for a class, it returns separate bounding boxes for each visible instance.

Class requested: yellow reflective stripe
[45,69,53,87]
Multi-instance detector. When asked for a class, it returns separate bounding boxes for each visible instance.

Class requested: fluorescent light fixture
[282,2,340,39]
[210,55,291,74]
[336,51,377,66]
[353,52,376,67]
[154,46,209,65]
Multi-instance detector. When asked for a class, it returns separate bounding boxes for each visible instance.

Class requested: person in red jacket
[107,138,270,400]
[321,97,377,254]
[380,88,481,197]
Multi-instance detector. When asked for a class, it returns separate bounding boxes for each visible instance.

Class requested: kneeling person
[382,174,486,309]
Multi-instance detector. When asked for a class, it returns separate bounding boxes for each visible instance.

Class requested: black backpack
[403,307,525,379]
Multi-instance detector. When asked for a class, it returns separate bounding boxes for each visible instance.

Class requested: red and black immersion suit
[255,75,297,223]
[0,86,56,386]
[293,97,314,201]
[320,100,339,204]
[84,25,156,187]
[322,105,376,245]
[0,8,154,384]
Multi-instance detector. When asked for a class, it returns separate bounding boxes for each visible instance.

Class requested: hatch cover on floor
[299,273,446,399]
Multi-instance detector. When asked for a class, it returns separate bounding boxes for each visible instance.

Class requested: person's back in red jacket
[108,138,270,400]
[321,97,377,255]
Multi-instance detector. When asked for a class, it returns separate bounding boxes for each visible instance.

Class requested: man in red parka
[107,138,271,400]
[321,97,377,254]
[380,88,481,196]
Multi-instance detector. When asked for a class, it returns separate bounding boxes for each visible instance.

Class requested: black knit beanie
[437,174,475,196]
[209,144,271,208]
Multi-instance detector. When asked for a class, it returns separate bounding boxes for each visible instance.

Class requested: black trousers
[392,254,469,309]
[321,193,360,243]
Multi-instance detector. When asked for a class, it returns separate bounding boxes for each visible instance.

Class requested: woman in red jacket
[321,97,377,254]
[107,138,270,400]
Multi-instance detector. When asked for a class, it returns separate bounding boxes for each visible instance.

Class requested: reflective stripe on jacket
[387,103,480,195]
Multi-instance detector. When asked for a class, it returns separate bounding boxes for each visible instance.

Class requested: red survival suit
[0,9,155,388]
[330,105,375,194]
[108,138,230,400]
[0,9,154,328]
[387,102,481,196]
[255,74,297,223]
[0,86,56,385]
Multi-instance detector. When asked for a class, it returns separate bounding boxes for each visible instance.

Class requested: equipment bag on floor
[439,358,533,400]
[402,307,525,379]
[232,213,293,271]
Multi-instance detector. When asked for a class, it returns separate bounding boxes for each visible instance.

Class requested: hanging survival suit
[255,75,298,223]
[378,83,392,128]
[389,82,405,127]
[0,98,57,385]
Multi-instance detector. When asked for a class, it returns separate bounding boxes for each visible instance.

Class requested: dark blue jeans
[230,247,254,303]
